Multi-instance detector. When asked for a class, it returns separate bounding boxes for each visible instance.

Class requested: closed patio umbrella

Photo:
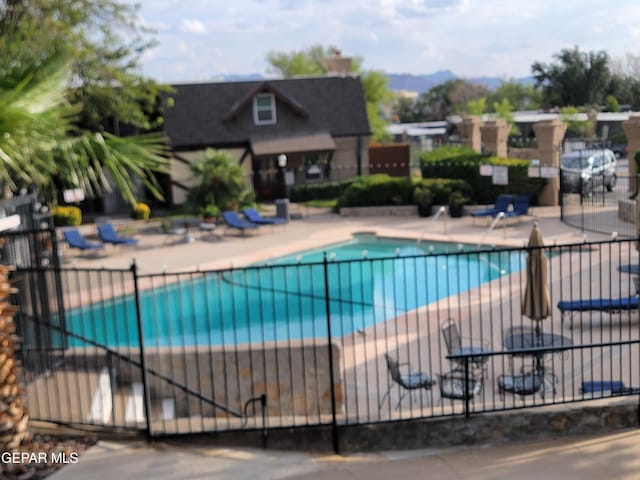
[522,223,551,336]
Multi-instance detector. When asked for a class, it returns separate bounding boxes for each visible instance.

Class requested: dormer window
[253,93,276,125]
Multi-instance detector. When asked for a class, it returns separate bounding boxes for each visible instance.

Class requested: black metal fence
[560,172,638,237]
[6,232,640,452]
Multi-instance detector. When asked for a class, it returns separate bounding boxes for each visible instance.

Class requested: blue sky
[134,0,640,83]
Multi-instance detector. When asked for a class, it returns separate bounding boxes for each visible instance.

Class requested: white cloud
[180,19,207,34]
[134,0,640,82]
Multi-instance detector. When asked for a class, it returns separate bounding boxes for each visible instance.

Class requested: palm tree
[0,53,168,450]
[0,53,168,203]
[0,263,27,449]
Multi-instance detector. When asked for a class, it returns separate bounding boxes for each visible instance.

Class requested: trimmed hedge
[420,147,545,205]
[336,175,414,208]
[289,180,354,202]
[51,206,82,227]
[336,174,471,210]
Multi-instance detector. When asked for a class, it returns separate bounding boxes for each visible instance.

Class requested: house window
[304,153,323,182]
[253,93,276,125]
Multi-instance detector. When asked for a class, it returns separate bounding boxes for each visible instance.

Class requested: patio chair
[222,211,259,235]
[63,229,104,251]
[437,369,483,402]
[242,208,287,225]
[97,223,138,245]
[498,366,545,399]
[441,320,490,377]
[470,194,512,224]
[503,195,530,219]
[557,296,639,328]
[379,354,436,410]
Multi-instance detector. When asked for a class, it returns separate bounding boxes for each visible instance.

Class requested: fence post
[464,359,471,419]
[323,253,340,454]
[131,260,153,441]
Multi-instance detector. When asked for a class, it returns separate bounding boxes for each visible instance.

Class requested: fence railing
[6,234,640,451]
[560,172,638,237]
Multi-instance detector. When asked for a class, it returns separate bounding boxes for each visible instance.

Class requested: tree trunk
[0,262,29,449]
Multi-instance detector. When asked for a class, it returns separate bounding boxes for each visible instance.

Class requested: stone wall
[340,205,418,216]
[61,342,342,420]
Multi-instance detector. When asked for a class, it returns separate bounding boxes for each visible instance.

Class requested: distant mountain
[387,72,536,94]
[212,71,535,93]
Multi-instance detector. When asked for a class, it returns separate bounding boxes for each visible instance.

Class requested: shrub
[419,147,545,205]
[289,179,354,202]
[336,175,414,209]
[413,186,433,208]
[199,204,219,219]
[188,149,254,212]
[414,178,472,205]
[51,206,82,227]
[131,202,151,220]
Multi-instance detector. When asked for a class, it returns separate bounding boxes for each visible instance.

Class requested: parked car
[610,144,628,159]
[560,149,617,197]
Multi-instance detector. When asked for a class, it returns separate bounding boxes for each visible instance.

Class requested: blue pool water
[65,236,525,347]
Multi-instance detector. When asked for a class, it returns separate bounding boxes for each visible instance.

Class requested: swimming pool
[65,235,525,347]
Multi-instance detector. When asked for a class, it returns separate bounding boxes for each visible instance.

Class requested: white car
[560,149,617,197]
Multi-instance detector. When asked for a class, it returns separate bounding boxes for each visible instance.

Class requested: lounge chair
[222,211,259,235]
[557,296,639,328]
[470,194,512,222]
[580,380,632,395]
[63,229,104,251]
[242,208,287,225]
[97,223,138,245]
[503,195,530,219]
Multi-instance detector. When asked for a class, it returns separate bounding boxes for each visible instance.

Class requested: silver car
[560,149,617,196]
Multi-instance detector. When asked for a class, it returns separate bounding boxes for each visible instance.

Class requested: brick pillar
[623,114,640,194]
[460,116,483,153]
[534,118,567,206]
[588,110,598,141]
[480,119,509,157]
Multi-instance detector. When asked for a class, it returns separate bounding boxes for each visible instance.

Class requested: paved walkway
[50,428,640,480]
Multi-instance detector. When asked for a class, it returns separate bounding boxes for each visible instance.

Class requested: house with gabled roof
[162,76,371,202]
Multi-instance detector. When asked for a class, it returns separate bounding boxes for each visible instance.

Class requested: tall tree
[412,79,490,121]
[0,0,168,133]
[532,46,611,107]
[266,45,392,142]
[487,80,540,111]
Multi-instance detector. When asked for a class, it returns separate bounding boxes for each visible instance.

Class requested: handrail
[18,312,265,421]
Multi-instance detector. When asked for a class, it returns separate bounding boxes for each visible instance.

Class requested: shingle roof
[162,76,371,149]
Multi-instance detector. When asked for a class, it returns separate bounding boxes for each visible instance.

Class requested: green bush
[289,180,354,202]
[419,147,545,204]
[336,175,414,209]
[414,178,472,205]
[131,202,151,220]
[199,204,219,219]
[52,206,82,226]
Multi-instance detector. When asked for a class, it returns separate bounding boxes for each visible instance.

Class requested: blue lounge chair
[471,194,512,220]
[97,223,139,245]
[558,296,639,328]
[63,229,104,251]
[581,380,631,395]
[222,211,259,234]
[242,208,287,225]
[503,195,530,219]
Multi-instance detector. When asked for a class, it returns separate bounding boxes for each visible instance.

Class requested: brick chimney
[325,50,352,76]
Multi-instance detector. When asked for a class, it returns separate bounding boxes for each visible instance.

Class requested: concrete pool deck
[65,206,615,274]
